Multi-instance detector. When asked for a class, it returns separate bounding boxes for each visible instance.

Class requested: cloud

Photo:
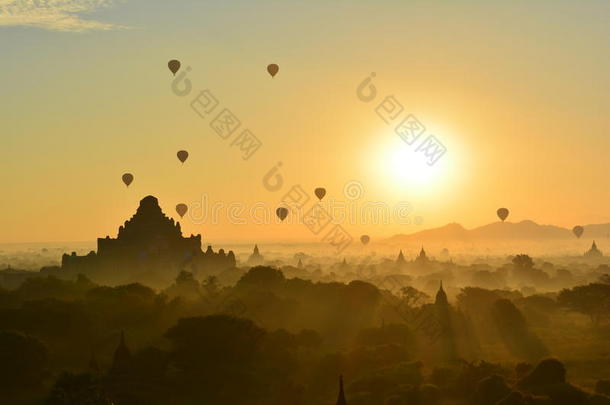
[0,0,128,32]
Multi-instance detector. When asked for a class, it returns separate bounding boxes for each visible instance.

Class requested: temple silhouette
[584,240,603,259]
[246,244,265,266]
[60,196,236,285]
[336,375,347,405]
[393,247,435,273]
[414,246,430,264]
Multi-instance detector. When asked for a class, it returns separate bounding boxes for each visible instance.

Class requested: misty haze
[2,1,610,405]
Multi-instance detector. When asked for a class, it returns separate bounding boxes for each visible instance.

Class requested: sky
[1,0,610,244]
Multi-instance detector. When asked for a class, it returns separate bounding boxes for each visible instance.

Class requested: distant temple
[336,375,347,405]
[247,244,264,266]
[395,247,432,267]
[415,246,430,264]
[396,250,407,266]
[110,331,131,375]
[105,331,134,403]
[435,280,449,307]
[61,196,235,283]
[433,280,458,362]
[584,241,603,258]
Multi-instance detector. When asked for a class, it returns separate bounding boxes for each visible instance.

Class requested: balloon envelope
[314,188,326,201]
[573,226,584,239]
[267,64,279,77]
[122,173,134,187]
[168,60,181,75]
[177,150,189,163]
[176,204,188,218]
[276,207,288,221]
[360,235,370,245]
[497,208,509,222]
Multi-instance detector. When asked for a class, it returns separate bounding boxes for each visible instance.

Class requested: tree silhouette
[237,266,285,290]
[558,283,610,325]
[491,299,548,361]
[512,255,534,269]
[165,315,265,372]
[46,372,110,405]
[0,330,47,394]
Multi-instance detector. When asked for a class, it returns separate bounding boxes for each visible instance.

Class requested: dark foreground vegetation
[1,265,610,404]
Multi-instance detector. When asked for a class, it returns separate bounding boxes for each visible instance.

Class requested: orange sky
[1,0,610,244]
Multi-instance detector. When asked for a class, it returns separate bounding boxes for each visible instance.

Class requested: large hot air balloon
[360,235,370,245]
[176,204,188,218]
[314,188,326,201]
[497,208,509,222]
[122,173,134,187]
[276,207,288,221]
[573,226,584,239]
[267,64,279,78]
[168,60,181,75]
[177,150,189,164]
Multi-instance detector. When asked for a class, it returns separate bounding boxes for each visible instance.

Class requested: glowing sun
[376,135,450,193]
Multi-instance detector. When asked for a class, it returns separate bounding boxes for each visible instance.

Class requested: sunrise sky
[2,0,610,244]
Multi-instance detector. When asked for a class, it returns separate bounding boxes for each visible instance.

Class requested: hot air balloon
[177,150,189,164]
[176,204,188,218]
[360,235,370,245]
[267,64,279,78]
[276,207,288,221]
[573,226,584,239]
[314,188,326,201]
[497,208,509,222]
[168,60,181,75]
[122,173,134,187]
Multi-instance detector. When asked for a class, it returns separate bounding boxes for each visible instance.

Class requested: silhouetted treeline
[1,264,610,404]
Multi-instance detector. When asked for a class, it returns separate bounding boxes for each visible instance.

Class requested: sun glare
[374,132,452,195]
[389,146,440,185]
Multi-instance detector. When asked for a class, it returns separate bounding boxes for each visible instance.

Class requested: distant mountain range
[386,220,610,244]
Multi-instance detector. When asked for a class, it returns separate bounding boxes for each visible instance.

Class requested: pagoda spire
[435,280,448,306]
[111,330,131,374]
[247,244,264,265]
[397,250,406,263]
[336,375,347,405]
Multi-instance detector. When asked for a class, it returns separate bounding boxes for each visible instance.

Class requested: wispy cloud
[0,0,128,32]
